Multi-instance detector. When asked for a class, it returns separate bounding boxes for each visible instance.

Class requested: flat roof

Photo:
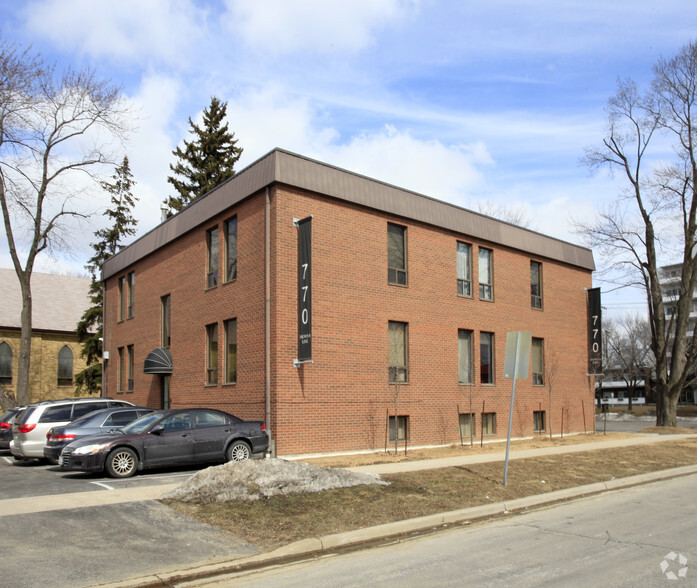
[103,148,595,279]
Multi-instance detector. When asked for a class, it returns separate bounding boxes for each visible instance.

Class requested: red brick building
[102,149,596,457]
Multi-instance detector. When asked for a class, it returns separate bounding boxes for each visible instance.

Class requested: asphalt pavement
[1,418,696,588]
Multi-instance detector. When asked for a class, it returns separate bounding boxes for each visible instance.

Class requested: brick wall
[104,184,594,456]
[0,329,89,402]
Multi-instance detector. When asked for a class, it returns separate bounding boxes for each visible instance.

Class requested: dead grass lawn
[163,433,697,551]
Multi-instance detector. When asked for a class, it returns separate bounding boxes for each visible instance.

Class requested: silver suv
[11,398,134,460]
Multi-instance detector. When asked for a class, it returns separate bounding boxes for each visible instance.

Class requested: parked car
[0,407,25,449]
[43,406,155,463]
[60,408,269,478]
[11,397,135,460]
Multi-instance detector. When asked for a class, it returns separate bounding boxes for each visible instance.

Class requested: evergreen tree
[75,157,139,394]
[164,96,243,214]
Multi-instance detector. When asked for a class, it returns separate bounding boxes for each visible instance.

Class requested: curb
[91,463,697,588]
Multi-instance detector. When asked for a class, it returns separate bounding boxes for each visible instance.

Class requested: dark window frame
[480,332,495,384]
[531,260,543,309]
[482,412,496,436]
[224,216,238,283]
[161,294,171,348]
[127,345,134,391]
[224,318,237,384]
[118,276,126,321]
[478,247,494,301]
[206,226,219,289]
[533,410,546,433]
[57,345,73,386]
[206,323,218,385]
[388,321,408,383]
[457,241,472,297]
[532,337,545,386]
[389,415,409,442]
[127,271,135,318]
[458,329,473,384]
[0,341,12,385]
[387,223,408,286]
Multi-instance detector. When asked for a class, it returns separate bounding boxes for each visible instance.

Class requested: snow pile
[160,458,389,504]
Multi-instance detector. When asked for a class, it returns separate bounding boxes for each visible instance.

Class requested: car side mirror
[150,425,165,435]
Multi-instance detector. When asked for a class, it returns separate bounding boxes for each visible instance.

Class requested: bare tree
[476,202,537,229]
[577,41,697,427]
[604,314,653,410]
[544,347,560,438]
[0,40,128,406]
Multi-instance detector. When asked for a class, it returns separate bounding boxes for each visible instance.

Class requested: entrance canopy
[144,347,173,374]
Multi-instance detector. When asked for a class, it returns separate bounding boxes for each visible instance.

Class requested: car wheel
[106,447,138,478]
[226,440,251,461]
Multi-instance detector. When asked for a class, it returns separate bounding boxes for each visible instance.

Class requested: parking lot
[0,449,201,499]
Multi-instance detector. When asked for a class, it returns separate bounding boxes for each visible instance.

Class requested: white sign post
[503,331,532,486]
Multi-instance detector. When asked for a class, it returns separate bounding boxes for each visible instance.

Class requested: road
[215,473,697,587]
[595,413,697,434]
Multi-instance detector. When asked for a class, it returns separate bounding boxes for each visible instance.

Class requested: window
[206,227,219,288]
[532,337,545,385]
[388,321,408,382]
[224,318,237,384]
[458,329,473,384]
[480,332,494,384]
[127,271,135,318]
[127,345,134,391]
[118,276,126,320]
[72,402,108,419]
[531,261,543,309]
[482,412,496,435]
[161,295,171,348]
[225,217,237,282]
[40,404,73,422]
[57,346,73,386]
[0,342,12,385]
[206,323,218,384]
[533,410,546,433]
[118,347,125,392]
[389,415,409,442]
[478,248,493,300]
[161,412,193,432]
[459,413,475,438]
[104,410,139,427]
[457,242,472,296]
[387,223,407,285]
[193,410,227,428]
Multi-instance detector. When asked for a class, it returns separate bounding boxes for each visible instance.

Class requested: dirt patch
[302,432,639,468]
[163,434,697,551]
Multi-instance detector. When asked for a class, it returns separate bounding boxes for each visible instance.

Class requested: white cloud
[223,0,418,55]
[22,0,206,66]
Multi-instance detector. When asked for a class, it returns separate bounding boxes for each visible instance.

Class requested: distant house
[0,268,92,403]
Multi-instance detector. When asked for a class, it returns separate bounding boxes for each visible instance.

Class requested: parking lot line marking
[1,456,12,464]
[91,482,114,490]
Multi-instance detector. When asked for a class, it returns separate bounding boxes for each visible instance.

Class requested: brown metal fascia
[102,148,595,279]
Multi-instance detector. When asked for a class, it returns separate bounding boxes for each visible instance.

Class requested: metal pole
[503,332,520,486]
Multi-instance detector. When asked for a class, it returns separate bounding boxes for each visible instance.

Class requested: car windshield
[120,412,163,434]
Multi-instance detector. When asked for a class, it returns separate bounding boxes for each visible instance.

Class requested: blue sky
[1,0,696,317]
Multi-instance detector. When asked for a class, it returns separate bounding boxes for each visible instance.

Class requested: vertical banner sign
[297,217,312,362]
[587,287,602,374]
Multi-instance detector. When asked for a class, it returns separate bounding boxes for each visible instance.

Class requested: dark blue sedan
[59,408,269,478]
[44,406,154,462]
